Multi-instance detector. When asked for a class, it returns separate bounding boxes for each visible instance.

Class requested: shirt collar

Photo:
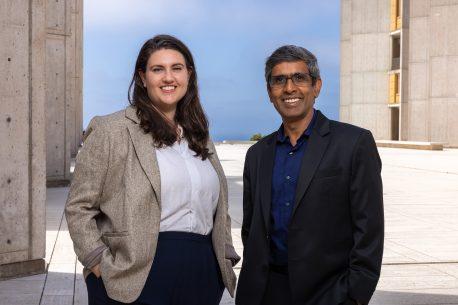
[276,109,317,144]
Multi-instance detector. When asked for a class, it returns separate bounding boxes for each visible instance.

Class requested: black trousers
[260,268,357,305]
[261,269,293,305]
[86,231,224,305]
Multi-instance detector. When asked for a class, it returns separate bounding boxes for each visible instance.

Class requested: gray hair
[265,45,321,85]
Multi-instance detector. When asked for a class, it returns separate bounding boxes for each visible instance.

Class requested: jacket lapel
[259,134,276,232]
[292,111,331,217]
[125,107,162,208]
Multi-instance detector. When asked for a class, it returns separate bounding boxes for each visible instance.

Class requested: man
[235,45,384,305]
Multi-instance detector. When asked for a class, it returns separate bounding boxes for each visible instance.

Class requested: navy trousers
[86,231,225,305]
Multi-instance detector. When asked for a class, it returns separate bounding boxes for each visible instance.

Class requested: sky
[84,0,341,141]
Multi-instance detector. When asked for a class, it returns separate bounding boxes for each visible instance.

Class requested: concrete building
[340,0,458,147]
[45,0,83,185]
[0,0,83,278]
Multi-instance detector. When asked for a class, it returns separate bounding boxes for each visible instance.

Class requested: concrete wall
[340,0,392,140]
[0,0,46,277]
[45,0,83,184]
[407,0,458,146]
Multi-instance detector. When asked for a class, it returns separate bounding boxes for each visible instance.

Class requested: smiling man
[235,45,384,305]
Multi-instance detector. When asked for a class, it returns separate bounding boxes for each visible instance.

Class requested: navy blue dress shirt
[270,109,317,266]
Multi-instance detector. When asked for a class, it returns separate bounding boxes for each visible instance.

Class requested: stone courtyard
[1,144,458,305]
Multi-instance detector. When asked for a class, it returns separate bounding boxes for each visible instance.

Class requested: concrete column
[45,0,83,185]
[339,0,392,139]
[0,0,46,278]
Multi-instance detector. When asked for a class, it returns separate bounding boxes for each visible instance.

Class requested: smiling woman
[128,35,210,158]
[65,34,240,305]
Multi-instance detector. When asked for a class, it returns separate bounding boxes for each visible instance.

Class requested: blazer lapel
[259,134,276,232]
[292,111,331,217]
[125,107,162,208]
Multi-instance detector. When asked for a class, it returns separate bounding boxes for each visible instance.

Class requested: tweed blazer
[65,106,239,303]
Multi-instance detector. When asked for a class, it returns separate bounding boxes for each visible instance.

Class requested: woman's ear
[139,71,146,87]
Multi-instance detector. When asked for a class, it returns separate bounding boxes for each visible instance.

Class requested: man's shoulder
[246,131,276,156]
[328,119,372,139]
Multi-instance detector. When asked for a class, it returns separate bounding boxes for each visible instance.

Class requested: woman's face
[140,49,190,115]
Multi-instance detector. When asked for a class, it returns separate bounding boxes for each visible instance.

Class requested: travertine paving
[1,145,458,305]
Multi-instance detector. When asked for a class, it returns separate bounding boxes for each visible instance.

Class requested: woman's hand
[91,263,101,278]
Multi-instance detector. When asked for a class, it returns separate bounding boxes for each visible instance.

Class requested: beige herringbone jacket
[65,106,238,303]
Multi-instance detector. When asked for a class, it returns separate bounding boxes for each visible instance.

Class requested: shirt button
[286,176,291,180]
[289,152,294,155]
[285,202,290,206]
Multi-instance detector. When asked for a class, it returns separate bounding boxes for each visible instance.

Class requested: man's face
[267,61,322,123]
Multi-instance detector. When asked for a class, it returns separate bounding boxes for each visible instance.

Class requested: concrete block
[447,100,458,146]
[340,105,351,123]
[409,17,429,63]
[45,37,67,179]
[408,100,428,141]
[377,0,391,32]
[430,98,449,143]
[409,62,428,100]
[376,72,389,105]
[430,56,448,98]
[375,104,391,139]
[340,74,352,106]
[340,40,352,74]
[341,0,352,41]
[46,0,66,32]
[352,72,364,104]
[0,0,46,278]
[362,72,378,104]
[410,0,431,18]
[352,0,365,34]
[376,33,391,70]
[430,6,449,57]
[446,56,458,97]
[363,0,379,34]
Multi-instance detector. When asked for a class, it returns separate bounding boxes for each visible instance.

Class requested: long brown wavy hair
[128,35,210,160]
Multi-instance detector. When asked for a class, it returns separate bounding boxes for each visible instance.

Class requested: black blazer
[235,111,384,305]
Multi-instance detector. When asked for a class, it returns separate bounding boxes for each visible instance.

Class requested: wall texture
[341,0,458,146]
[340,0,392,140]
[0,0,47,277]
[407,0,458,146]
[45,0,83,184]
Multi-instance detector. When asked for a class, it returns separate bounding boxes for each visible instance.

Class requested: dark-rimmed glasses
[269,73,312,88]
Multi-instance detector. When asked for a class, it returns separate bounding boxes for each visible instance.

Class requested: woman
[65,35,240,305]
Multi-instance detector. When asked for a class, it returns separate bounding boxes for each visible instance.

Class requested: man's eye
[293,73,307,82]
[272,76,285,84]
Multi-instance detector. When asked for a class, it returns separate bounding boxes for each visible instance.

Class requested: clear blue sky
[84,0,341,141]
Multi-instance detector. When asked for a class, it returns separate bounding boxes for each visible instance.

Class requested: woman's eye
[173,66,183,71]
[152,67,163,72]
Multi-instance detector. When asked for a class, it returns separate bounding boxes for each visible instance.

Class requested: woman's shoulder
[84,107,132,141]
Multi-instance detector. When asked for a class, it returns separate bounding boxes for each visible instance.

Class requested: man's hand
[90,263,101,278]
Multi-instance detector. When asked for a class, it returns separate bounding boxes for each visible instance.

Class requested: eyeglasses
[269,73,312,88]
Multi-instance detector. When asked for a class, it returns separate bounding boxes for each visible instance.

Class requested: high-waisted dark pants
[85,231,224,305]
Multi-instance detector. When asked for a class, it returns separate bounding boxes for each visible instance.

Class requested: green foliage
[250,133,263,141]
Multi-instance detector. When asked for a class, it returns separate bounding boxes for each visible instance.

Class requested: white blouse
[155,139,220,235]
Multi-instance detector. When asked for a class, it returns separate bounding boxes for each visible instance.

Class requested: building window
[390,0,402,31]
[389,73,400,104]
[392,37,400,70]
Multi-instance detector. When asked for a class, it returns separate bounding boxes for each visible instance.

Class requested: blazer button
[266,234,270,240]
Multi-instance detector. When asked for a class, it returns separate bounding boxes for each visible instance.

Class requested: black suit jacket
[235,111,384,305]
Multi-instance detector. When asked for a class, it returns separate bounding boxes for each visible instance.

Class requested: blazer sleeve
[348,130,384,304]
[241,147,253,250]
[65,117,109,269]
[208,141,241,266]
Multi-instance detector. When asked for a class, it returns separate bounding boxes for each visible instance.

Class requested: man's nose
[283,78,296,93]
